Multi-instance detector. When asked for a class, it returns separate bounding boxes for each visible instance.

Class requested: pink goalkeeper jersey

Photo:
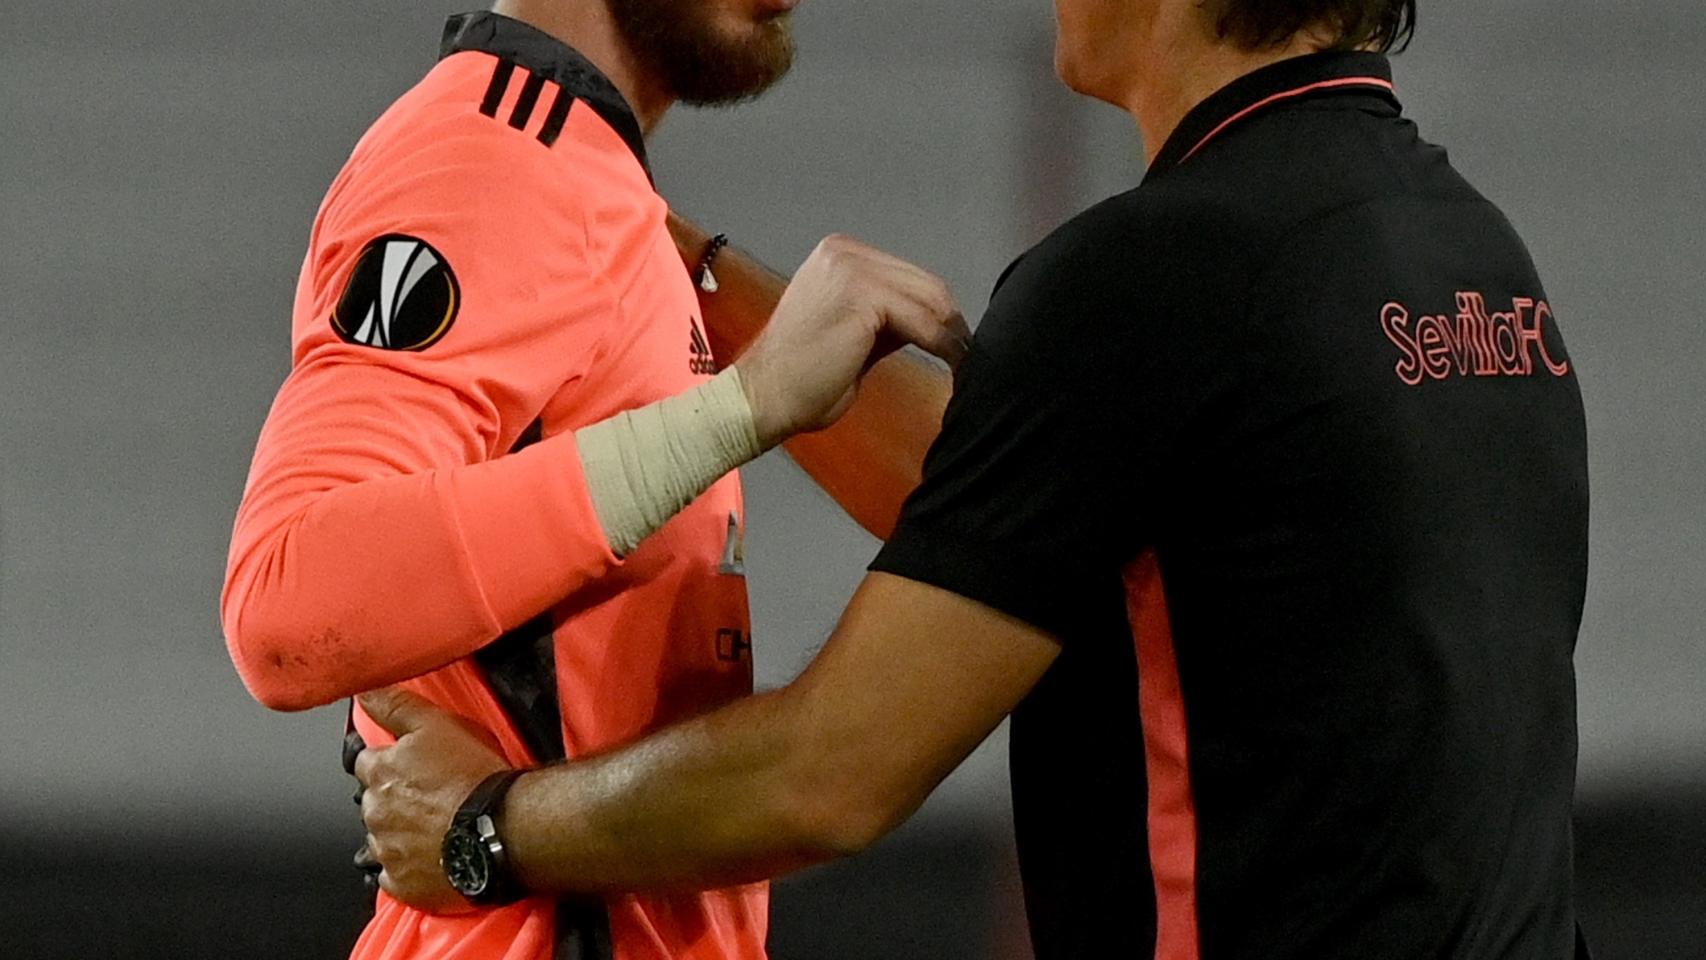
[221,13,767,959]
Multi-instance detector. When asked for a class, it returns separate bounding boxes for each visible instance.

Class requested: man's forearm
[501,686,857,894]
[224,429,620,712]
[670,214,951,540]
[354,575,1057,909]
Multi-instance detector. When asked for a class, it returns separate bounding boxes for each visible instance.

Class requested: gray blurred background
[1,1,1702,957]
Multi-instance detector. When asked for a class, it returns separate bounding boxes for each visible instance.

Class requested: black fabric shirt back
[871,52,1589,960]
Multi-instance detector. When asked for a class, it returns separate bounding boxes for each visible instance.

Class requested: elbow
[803,804,895,861]
[788,783,908,862]
[245,672,324,714]
[222,575,341,713]
[775,743,913,861]
[225,616,326,713]
[248,680,321,715]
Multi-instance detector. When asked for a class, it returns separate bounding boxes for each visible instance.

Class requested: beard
[607,0,796,107]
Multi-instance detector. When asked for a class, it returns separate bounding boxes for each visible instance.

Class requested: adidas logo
[689,317,716,375]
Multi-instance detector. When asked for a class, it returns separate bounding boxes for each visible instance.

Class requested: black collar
[440,11,651,180]
[1147,51,1399,177]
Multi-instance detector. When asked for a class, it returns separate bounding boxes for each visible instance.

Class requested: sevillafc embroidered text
[1380,292,1569,386]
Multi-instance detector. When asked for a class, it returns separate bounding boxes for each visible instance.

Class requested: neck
[491,0,673,134]
[1124,28,1331,166]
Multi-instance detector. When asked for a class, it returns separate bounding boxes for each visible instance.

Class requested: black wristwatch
[441,770,526,906]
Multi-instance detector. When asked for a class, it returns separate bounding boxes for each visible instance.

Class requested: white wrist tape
[576,367,762,557]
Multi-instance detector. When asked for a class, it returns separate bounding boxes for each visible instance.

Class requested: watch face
[443,827,491,897]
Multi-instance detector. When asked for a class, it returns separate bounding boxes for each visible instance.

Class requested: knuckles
[815,233,860,259]
[931,278,956,308]
[811,234,874,286]
[352,749,377,785]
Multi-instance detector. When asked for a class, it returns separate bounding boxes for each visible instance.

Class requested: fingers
[943,307,973,347]
[348,713,492,917]
[748,233,965,439]
[354,838,382,874]
[814,234,969,368]
[355,832,383,898]
[884,257,960,328]
[887,289,969,366]
[902,307,972,369]
[818,235,957,320]
[342,729,367,776]
[358,686,436,739]
[357,763,385,862]
[874,295,970,369]
[345,727,369,804]
[356,769,393,893]
[353,740,375,788]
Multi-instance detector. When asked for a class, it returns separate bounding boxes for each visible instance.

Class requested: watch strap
[446,769,526,905]
[456,769,525,824]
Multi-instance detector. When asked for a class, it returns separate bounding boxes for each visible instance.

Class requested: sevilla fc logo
[330,235,460,351]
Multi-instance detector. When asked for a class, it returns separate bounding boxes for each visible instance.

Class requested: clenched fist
[735,235,968,449]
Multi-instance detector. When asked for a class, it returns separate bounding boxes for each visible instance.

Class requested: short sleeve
[869,225,1180,641]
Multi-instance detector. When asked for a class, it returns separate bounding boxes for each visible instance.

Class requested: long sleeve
[222,114,622,710]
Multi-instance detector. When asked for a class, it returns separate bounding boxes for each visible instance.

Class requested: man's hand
[735,235,968,449]
[353,687,512,913]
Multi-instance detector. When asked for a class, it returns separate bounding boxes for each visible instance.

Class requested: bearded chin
[608,0,795,107]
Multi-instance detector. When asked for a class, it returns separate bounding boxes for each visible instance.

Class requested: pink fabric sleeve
[221,118,622,710]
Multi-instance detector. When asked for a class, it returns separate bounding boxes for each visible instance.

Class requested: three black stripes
[479,59,574,147]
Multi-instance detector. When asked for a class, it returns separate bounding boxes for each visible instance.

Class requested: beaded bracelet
[695,233,730,293]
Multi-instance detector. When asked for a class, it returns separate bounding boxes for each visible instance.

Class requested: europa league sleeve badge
[330,235,461,352]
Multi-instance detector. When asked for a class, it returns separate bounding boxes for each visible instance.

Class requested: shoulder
[995,176,1268,303]
[977,182,1255,359]
[303,53,674,304]
[292,57,659,355]
[321,53,652,242]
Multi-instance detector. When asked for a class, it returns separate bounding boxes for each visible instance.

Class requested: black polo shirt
[871,51,1589,960]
